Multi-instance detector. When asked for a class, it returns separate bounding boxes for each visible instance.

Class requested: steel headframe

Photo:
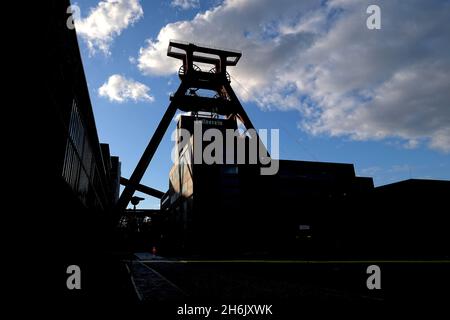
[116,40,268,211]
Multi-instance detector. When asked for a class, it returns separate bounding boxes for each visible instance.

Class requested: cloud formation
[137,0,450,152]
[99,74,154,103]
[76,0,143,55]
[171,0,200,10]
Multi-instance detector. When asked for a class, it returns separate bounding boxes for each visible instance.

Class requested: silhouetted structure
[160,114,376,255]
[37,0,125,301]
[44,1,121,213]
[33,2,449,306]
[117,40,268,211]
[144,43,378,255]
[367,179,450,257]
[154,42,449,259]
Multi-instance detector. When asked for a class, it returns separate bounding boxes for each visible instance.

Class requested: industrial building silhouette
[37,0,449,303]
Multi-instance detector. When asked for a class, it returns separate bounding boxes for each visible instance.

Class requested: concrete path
[127,255,187,302]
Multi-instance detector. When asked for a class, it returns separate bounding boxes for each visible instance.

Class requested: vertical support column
[223,82,269,155]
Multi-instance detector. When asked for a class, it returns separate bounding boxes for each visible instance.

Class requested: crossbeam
[167,40,242,67]
[120,177,164,199]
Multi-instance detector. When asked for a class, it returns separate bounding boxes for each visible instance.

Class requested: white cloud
[358,164,417,186]
[171,0,199,10]
[359,166,382,177]
[99,74,154,103]
[136,0,450,152]
[75,0,143,55]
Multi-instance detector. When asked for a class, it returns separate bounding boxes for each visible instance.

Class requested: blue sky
[72,0,450,209]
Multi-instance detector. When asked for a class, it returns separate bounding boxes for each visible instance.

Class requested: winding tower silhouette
[117,40,267,211]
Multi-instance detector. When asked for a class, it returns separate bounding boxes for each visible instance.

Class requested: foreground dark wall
[23,0,127,303]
